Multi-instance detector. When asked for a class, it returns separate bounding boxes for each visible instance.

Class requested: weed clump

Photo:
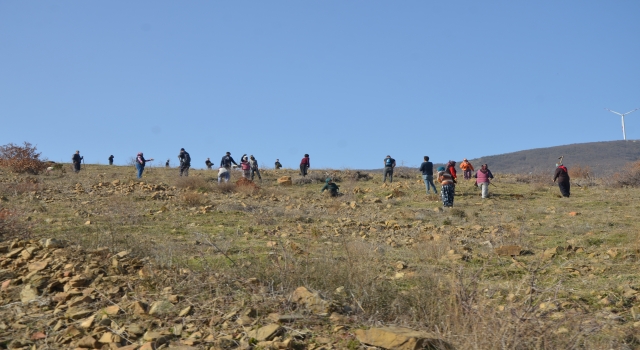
[612,161,640,187]
[175,176,212,192]
[0,142,47,175]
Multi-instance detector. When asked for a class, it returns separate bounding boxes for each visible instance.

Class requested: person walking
[108,155,114,166]
[300,154,310,177]
[205,158,213,169]
[321,178,340,197]
[460,158,474,180]
[383,155,396,183]
[419,156,437,195]
[219,152,237,182]
[165,159,170,168]
[72,151,83,173]
[178,148,191,176]
[553,162,571,197]
[135,152,154,179]
[275,159,283,170]
[249,155,262,181]
[437,166,456,207]
[240,157,251,179]
[474,164,494,199]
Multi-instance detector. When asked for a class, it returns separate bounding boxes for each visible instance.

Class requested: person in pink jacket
[474,164,494,199]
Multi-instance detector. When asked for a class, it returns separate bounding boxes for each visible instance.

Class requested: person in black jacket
[205,158,213,169]
[553,163,570,197]
[419,156,437,195]
[72,151,83,173]
[178,148,191,176]
[219,152,237,182]
[108,155,114,165]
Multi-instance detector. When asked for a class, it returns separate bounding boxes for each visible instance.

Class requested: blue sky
[1,1,639,169]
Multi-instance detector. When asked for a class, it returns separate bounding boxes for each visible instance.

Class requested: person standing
[437,166,456,207]
[165,159,170,168]
[474,164,494,199]
[240,157,251,179]
[135,152,154,179]
[553,162,571,197]
[446,160,458,183]
[219,152,237,183]
[178,148,191,176]
[300,154,310,177]
[419,156,437,195]
[72,151,83,173]
[249,155,262,181]
[275,159,283,170]
[205,158,213,169]
[460,158,474,180]
[383,155,396,183]
[108,155,114,166]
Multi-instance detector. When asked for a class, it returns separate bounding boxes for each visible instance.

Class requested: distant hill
[460,140,640,176]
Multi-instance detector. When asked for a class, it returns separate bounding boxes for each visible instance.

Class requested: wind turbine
[605,108,639,141]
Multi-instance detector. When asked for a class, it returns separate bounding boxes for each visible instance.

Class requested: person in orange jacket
[460,158,474,180]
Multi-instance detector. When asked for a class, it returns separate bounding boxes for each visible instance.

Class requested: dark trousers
[300,164,308,177]
[109,160,113,165]
[251,168,261,180]
[180,165,190,176]
[558,181,570,197]
[383,167,393,183]
[73,162,81,172]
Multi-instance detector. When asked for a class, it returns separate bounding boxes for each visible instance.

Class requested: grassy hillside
[1,164,640,349]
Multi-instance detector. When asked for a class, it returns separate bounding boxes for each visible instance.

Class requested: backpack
[385,158,393,167]
[183,152,191,165]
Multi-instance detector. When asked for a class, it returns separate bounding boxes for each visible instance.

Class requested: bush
[175,176,212,192]
[0,208,29,240]
[612,161,640,187]
[568,164,592,179]
[0,142,47,174]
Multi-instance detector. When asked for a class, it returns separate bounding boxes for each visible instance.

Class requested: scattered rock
[355,326,454,350]
[247,323,283,342]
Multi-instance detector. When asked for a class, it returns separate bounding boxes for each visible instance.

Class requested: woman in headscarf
[474,164,494,199]
[447,161,458,183]
[437,166,456,207]
[553,162,570,197]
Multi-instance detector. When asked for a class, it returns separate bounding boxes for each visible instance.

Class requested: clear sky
[1,1,639,169]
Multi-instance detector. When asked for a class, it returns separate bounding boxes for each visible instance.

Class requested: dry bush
[568,164,592,179]
[612,161,640,188]
[181,192,207,207]
[0,142,47,175]
[0,179,40,197]
[211,182,236,194]
[0,208,29,240]
[174,176,212,192]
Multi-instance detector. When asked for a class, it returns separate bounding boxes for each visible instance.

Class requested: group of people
[418,157,494,207]
[74,150,570,204]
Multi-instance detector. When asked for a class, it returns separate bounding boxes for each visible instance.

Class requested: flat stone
[354,326,454,350]
[246,324,283,342]
[495,245,522,257]
[20,284,39,304]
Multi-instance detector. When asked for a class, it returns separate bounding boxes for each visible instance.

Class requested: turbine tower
[605,108,639,141]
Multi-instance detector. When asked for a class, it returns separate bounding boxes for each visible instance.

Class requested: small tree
[0,142,47,174]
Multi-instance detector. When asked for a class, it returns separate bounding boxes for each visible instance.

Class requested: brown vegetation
[0,142,47,175]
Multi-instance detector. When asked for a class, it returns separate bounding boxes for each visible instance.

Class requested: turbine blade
[623,108,639,115]
[605,108,623,116]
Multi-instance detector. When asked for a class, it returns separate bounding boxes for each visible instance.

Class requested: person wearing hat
[321,178,340,197]
[71,151,83,173]
[460,158,474,180]
[274,159,282,170]
[437,166,456,207]
[135,152,154,178]
[178,148,191,176]
[249,155,262,181]
[108,155,114,166]
[419,156,437,195]
[300,154,310,177]
[205,158,213,169]
[383,155,396,183]
[219,152,237,182]
[553,162,570,197]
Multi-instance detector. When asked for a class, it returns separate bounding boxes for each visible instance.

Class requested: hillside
[462,140,640,176]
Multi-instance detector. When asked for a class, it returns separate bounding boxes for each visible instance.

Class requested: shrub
[0,142,47,174]
[568,164,592,179]
[181,192,207,207]
[612,161,640,187]
[0,208,29,240]
[175,176,212,192]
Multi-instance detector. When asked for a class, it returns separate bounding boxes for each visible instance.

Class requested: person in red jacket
[447,161,457,182]
[300,154,310,177]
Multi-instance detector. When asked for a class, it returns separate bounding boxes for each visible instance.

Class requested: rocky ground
[1,164,640,349]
